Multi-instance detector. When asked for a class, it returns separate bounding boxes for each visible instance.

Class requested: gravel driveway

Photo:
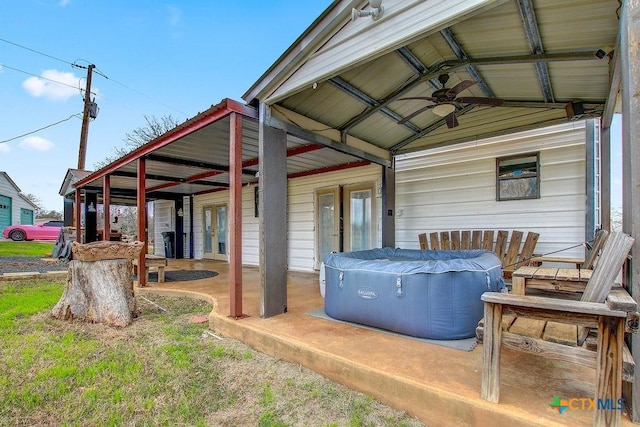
[0,256,69,274]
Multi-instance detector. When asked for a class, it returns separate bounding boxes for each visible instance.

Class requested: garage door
[20,208,34,225]
[0,195,11,231]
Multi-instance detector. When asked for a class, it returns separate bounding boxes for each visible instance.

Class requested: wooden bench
[418,229,539,278]
[133,255,167,283]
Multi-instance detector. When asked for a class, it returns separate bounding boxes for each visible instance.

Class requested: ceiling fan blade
[445,112,459,129]
[397,104,435,124]
[456,97,504,106]
[446,80,477,96]
[398,96,438,102]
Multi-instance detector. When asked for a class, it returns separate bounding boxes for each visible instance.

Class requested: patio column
[229,112,245,318]
[620,0,640,421]
[84,192,97,243]
[137,157,147,287]
[382,165,395,248]
[102,175,111,241]
[258,103,288,318]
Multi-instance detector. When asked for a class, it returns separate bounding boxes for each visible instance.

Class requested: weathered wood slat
[583,229,609,270]
[542,322,577,346]
[494,231,508,261]
[481,302,502,403]
[440,231,451,250]
[532,267,557,280]
[512,266,538,278]
[481,293,627,319]
[503,230,523,271]
[451,230,461,250]
[461,231,471,250]
[516,232,539,268]
[429,232,439,250]
[607,286,638,312]
[594,316,624,426]
[482,230,494,251]
[509,317,545,338]
[501,331,597,369]
[555,268,581,281]
[418,233,428,250]
[471,230,482,249]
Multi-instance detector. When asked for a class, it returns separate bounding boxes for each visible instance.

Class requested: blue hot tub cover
[323,247,505,340]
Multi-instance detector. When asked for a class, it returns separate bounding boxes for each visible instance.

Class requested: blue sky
[1,0,332,211]
[0,0,623,213]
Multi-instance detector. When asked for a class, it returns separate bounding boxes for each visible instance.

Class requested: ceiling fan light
[432,103,456,117]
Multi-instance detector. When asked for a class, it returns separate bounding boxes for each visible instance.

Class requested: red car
[2,220,64,241]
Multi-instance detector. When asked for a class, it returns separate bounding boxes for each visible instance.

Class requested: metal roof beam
[340,51,597,133]
[390,105,476,152]
[145,154,256,176]
[516,0,554,103]
[266,116,391,167]
[328,77,422,134]
[439,28,494,97]
[109,170,187,182]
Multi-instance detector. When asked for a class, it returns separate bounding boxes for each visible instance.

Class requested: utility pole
[77,64,95,170]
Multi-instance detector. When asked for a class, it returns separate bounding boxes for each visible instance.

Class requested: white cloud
[19,136,54,151]
[22,69,80,101]
[59,0,71,6]
[0,143,10,153]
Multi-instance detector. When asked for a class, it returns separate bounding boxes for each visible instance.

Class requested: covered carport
[70,98,390,317]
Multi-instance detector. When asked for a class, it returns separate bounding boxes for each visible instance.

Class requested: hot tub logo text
[549,396,625,414]
[357,287,378,300]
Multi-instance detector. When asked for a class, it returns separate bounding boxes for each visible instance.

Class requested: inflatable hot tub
[322,247,504,340]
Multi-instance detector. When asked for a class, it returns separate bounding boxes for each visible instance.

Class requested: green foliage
[0,280,424,427]
[0,241,55,257]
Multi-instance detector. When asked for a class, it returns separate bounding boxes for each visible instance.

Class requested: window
[496,153,540,201]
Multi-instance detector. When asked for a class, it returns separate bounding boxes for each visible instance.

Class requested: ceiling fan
[397,74,504,128]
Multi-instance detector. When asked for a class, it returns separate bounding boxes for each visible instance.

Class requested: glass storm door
[203,205,228,261]
[344,185,373,252]
[316,188,340,269]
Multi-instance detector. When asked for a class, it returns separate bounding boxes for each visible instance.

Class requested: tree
[93,114,181,242]
[23,193,43,217]
[93,114,181,169]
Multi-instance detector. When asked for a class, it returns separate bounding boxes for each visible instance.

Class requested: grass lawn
[0,279,425,427]
[0,241,55,257]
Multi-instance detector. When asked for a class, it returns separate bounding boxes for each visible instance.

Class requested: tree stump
[51,241,144,327]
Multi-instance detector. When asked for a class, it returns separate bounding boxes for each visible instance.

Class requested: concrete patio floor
[135,258,634,427]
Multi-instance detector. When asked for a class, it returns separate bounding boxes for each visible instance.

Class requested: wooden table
[511,265,592,296]
[133,255,167,283]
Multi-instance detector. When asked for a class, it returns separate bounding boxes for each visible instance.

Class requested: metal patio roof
[72,98,371,204]
[245,0,620,155]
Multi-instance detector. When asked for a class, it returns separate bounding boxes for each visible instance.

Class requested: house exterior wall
[192,186,259,264]
[188,164,382,271]
[394,121,589,259]
[153,200,175,257]
[0,173,36,232]
[287,163,383,272]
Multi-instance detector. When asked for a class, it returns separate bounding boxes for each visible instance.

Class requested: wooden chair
[530,228,609,270]
[479,231,635,426]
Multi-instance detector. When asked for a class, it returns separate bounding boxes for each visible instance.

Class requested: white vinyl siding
[395,122,587,259]
[153,200,174,257]
[193,186,259,264]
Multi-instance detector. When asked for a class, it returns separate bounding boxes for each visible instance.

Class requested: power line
[1,36,189,118]
[0,114,81,144]
[0,37,72,66]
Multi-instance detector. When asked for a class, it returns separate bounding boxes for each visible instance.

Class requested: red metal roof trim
[74,98,258,189]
